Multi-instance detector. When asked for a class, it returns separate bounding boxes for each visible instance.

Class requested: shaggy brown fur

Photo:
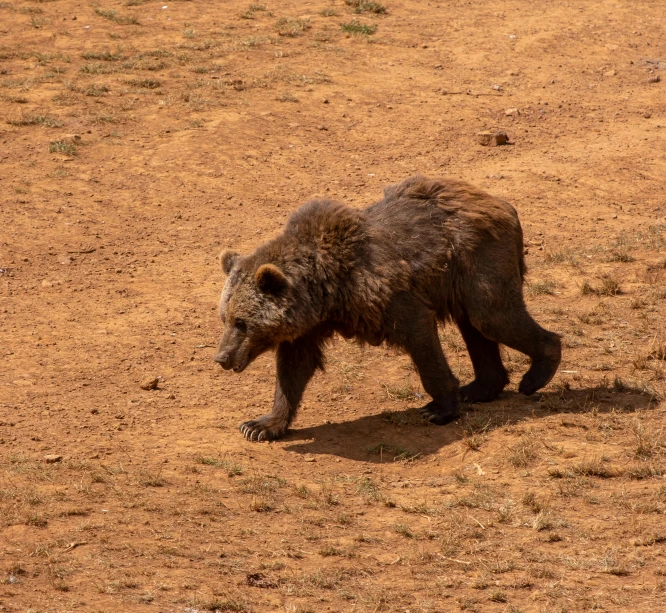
[215,176,561,441]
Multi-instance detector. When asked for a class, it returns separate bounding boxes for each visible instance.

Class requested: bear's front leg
[240,331,326,442]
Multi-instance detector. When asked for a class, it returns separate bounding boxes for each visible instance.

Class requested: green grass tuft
[48,141,77,156]
[341,20,378,35]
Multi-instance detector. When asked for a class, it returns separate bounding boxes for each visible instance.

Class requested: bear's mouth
[232,358,249,373]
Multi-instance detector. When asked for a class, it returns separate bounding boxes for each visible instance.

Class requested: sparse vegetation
[126,78,161,89]
[80,62,116,74]
[48,140,77,155]
[240,3,270,19]
[507,436,539,468]
[94,7,139,25]
[382,382,421,401]
[571,458,618,479]
[528,279,557,296]
[579,276,621,296]
[598,275,621,296]
[276,91,298,102]
[345,0,387,13]
[341,20,378,35]
[609,250,635,263]
[7,114,62,127]
[81,50,122,61]
[367,442,420,462]
[85,84,110,97]
[195,455,243,476]
[275,17,310,37]
[392,523,414,538]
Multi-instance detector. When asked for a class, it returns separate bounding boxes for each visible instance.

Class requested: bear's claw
[419,399,459,426]
[240,416,286,442]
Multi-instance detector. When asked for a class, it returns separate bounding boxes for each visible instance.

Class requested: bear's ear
[255,264,288,295]
[219,250,240,275]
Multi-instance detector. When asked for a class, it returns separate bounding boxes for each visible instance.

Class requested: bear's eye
[234,319,248,334]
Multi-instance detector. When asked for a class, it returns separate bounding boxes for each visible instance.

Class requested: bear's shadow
[280,386,658,463]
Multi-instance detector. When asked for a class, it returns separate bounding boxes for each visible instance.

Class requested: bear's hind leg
[471,306,561,397]
[456,313,509,403]
[386,295,460,425]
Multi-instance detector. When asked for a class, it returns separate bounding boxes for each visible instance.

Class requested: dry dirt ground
[2,0,666,611]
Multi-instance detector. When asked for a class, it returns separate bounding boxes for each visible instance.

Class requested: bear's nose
[214,352,232,370]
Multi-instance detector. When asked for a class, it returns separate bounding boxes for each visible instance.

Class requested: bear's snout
[214,351,233,370]
[215,349,249,373]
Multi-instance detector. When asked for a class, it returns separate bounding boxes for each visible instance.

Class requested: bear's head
[214,249,293,372]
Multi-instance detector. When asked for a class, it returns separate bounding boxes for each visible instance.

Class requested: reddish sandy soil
[2,1,666,611]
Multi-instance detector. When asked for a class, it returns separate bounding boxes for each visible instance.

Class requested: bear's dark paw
[419,399,459,426]
[240,415,287,442]
[460,379,505,404]
[518,358,560,396]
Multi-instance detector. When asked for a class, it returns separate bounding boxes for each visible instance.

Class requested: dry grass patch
[94,7,139,25]
[345,0,387,13]
[507,436,539,468]
[340,20,378,35]
[527,278,557,296]
[631,419,664,459]
[195,454,243,476]
[275,17,310,37]
[571,457,619,478]
[7,113,62,127]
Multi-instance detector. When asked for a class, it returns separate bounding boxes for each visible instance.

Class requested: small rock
[318,125,328,131]
[61,134,81,143]
[477,130,509,147]
[41,280,53,288]
[648,75,661,83]
[604,69,616,77]
[44,454,62,463]
[303,455,316,462]
[90,408,99,414]
[140,377,160,391]
[504,107,519,116]
[643,111,652,118]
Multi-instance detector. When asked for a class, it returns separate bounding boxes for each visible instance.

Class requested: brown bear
[215,176,561,441]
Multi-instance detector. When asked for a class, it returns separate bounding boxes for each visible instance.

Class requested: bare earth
[1,1,666,611]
